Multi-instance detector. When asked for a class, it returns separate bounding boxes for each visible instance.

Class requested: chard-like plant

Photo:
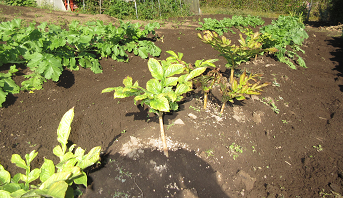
[219,71,270,114]
[0,107,101,198]
[198,30,277,85]
[102,57,207,157]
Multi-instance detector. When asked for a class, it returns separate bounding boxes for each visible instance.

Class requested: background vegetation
[200,0,343,24]
[0,0,342,23]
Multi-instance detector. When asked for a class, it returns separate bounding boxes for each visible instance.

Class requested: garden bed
[0,4,343,197]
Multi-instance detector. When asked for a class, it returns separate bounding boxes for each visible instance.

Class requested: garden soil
[1,4,343,198]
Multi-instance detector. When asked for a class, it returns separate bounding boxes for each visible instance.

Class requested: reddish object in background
[64,0,77,11]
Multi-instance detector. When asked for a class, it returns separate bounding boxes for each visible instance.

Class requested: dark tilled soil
[0,4,343,198]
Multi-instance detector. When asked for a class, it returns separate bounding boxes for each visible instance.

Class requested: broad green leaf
[185,67,206,82]
[61,166,81,179]
[57,107,74,152]
[165,90,177,102]
[166,50,178,58]
[164,77,179,87]
[9,189,27,197]
[123,76,133,87]
[27,168,40,183]
[170,102,179,111]
[113,87,140,99]
[11,173,21,183]
[0,90,7,108]
[150,95,169,112]
[296,54,307,68]
[0,190,11,198]
[2,183,21,193]
[148,58,163,80]
[135,47,148,59]
[134,94,148,103]
[74,147,85,161]
[39,172,72,190]
[175,84,191,95]
[101,87,116,93]
[25,150,38,165]
[40,159,55,183]
[56,152,75,169]
[77,146,101,170]
[11,154,27,170]
[73,172,87,186]
[53,145,64,158]
[146,79,162,95]
[37,180,68,198]
[164,64,184,78]
[0,169,11,184]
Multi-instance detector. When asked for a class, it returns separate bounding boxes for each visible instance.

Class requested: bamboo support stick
[159,112,168,157]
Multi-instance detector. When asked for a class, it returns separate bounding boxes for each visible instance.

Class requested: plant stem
[158,112,168,157]
[220,102,226,114]
[204,92,208,109]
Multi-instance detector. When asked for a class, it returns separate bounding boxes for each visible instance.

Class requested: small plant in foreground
[102,54,208,157]
[227,143,243,160]
[260,97,280,114]
[313,145,323,152]
[204,149,214,157]
[0,107,101,197]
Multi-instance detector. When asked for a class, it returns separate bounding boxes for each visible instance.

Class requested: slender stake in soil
[158,112,169,157]
[204,92,208,109]
[220,102,226,114]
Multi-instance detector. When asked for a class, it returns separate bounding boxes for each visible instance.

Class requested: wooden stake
[220,102,226,115]
[158,112,168,157]
[204,92,208,109]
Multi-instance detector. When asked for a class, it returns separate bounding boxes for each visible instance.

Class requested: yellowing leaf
[148,58,163,80]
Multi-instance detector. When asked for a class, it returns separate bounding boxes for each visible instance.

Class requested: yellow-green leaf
[11,154,27,170]
[40,159,55,183]
[148,58,163,80]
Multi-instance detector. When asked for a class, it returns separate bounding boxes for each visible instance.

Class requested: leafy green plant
[102,55,207,157]
[198,30,277,85]
[4,0,36,7]
[313,145,323,152]
[0,19,161,106]
[0,65,20,107]
[204,149,214,157]
[197,15,265,36]
[0,107,101,198]
[259,15,309,69]
[219,71,270,114]
[227,143,243,160]
[260,97,280,114]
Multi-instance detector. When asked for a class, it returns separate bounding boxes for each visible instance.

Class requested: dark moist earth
[1,4,343,198]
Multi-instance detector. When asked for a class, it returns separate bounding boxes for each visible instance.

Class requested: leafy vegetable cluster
[197,15,265,36]
[259,15,309,69]
[0,107,101,198]
[0,19,161,106]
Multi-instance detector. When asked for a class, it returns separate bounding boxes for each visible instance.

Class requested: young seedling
[102,57,206,157]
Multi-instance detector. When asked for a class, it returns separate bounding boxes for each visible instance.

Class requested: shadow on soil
[80,149,230,198]
[327,37,343,91]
